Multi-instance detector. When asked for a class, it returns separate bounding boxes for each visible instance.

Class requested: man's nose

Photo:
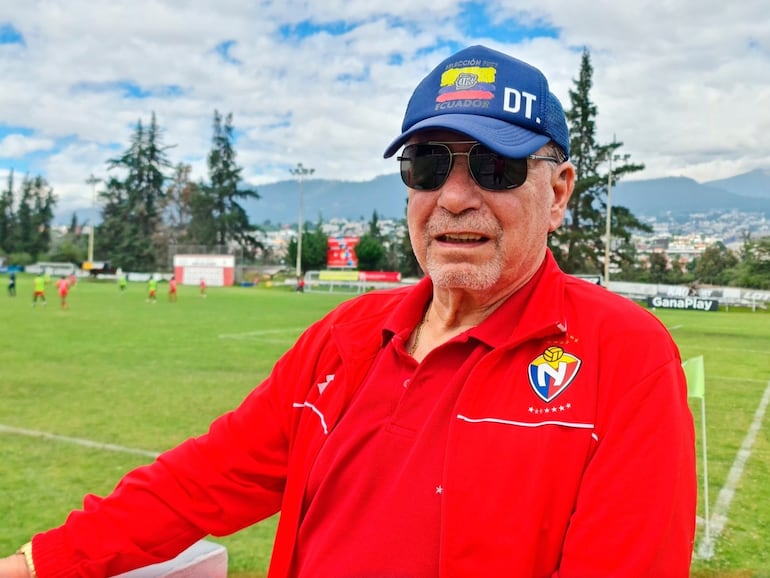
[436,155,482,212]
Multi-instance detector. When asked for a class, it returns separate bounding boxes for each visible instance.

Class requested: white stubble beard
[423,235,505,291]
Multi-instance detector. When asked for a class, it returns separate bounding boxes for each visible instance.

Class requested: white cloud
[1,0,769,216]
[0,133,55,157]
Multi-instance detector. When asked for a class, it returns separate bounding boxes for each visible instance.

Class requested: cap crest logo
[437,65,496,103]
[382,45,570,160]
[456,72,479,89]
[528,346,582,403]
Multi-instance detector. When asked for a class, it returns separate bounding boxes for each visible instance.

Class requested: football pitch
[1,275,768,577]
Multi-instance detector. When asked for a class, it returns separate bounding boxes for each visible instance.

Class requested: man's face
[405,130,573,296]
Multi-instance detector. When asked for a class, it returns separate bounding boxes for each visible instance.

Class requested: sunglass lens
[469,146,527,190]
[400,144,451,190]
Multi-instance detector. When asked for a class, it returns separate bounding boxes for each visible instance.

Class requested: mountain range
[610,170,770,219]
[241,168,770,226]
[58,168,770,226]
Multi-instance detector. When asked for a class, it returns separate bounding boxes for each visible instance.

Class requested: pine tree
[69,212,79,236]
[6,174,56,260]
[188,182,218,246]
[0,171,15,253]
[14,178,34,257]
[97,175,134,266]
[29,175,56,258]
[368,210,381,239]
[99,113,172,271]
[549,48,650,276]
[191,110,260,255]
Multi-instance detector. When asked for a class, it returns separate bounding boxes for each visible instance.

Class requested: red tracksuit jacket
[32,252,696,577]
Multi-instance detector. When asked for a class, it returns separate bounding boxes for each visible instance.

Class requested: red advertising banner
[327,236,359,268]
[318,270,402,283]
[359,271,401,282]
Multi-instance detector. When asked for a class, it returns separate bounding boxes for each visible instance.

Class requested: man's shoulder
[562,275,668,332]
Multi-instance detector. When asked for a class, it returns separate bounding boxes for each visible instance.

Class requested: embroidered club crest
[528,346,582,403]
[436,65,496,103]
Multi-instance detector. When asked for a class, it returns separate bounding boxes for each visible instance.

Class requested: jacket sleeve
[554,347,697,577]
[29,316,336,578]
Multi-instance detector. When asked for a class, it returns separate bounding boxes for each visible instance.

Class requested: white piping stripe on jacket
[457,414,595,431]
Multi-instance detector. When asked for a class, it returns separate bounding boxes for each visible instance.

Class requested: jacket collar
[330,250,568,359]
[474,250,568,348]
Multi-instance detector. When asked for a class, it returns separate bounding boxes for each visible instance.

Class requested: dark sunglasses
[398,141,560,191]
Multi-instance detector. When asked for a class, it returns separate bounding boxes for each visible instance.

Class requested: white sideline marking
[218,328,305,339]
[696,379,770,559]
[0,424,160,459]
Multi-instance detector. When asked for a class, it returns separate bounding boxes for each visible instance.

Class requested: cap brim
[383,114,551,159]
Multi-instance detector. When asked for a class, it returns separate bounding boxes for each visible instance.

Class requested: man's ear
[548,162,575,232]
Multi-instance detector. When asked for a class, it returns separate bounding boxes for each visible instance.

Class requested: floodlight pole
[289,163,315,279]
[85,174,101,265]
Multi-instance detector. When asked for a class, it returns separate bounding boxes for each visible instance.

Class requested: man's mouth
[437,233,488,243]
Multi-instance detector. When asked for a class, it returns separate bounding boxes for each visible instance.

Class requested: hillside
[611,175,770,217]
[243,174,407,225]
[704,169,770,198]
[246,169,770,224]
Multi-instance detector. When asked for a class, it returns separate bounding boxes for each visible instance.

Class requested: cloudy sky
[1,0,769,216]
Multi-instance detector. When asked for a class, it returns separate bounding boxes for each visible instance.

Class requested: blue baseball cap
[383,45,569,160]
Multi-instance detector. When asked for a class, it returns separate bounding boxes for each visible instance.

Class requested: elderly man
[2,45,695,578]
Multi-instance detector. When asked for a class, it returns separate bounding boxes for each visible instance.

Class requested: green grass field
[1,274,768,577]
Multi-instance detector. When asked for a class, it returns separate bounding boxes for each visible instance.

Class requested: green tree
[665,256,689,285]
[692,242,739,285]
[549,48,649,276]
[99,113,172,271]
[48,212,87,263]
[30,176,56,258]
[192,111,260,256]
[647,252,669,284]
[48,239,85,263]
[368,210,382,239]
[98,176,133,265]
[355,233,386,271]
[68,212,79,236]
[7,251,33,266]
[12,175,56,260]
[187,183,218,246]
[613,242,648,282]
[0,171,15,254]
[303,223,329,271]
[160,163,198,247]
[354,209,388,271]
[731,237,770,289]
[287,219,328,273]
[609,206,652,275]
[13,179,33,255]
